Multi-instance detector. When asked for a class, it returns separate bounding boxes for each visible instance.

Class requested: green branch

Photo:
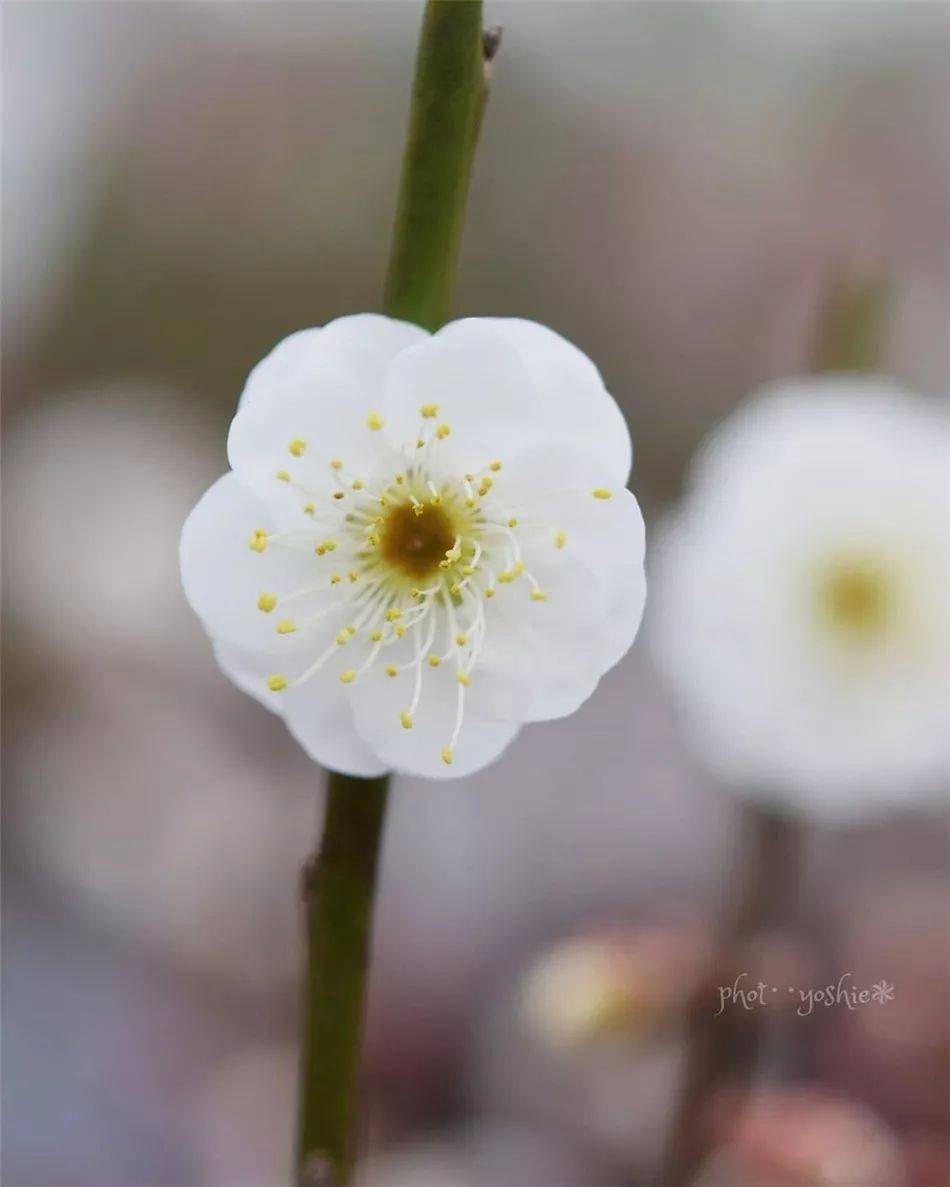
[294,5,495,1185]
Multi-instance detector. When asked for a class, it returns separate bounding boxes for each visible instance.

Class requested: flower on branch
[181,315,646,779]
[650,376,950,817]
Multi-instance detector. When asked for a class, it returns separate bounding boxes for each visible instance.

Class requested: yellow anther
[352,479,364,491]
[462,565,475,576]
[346,626,357,637]
[330,573,342,585]
[315,545,326,556]
[490,460,502,472]
[395,625,406,638]
[555,530,567,549]
[366,533,380,547]
[366,411,384,431]
[435,423,451,440]
[478,478,493,496]
[330,458,343,470]
[323,540,338,552]
[289,439,307,457]
[455,633,467,646]
[456,671,470,686]
[428,655,441,668]
[386,608,402,621]
[400,711,414,730]
[497,571,513,584]
[416,439,425,448]
[530,590,548,602]
[266,674,287,692]
[339,669,357,684]
[303,502,315,516]
[276,619,296,634]
[276,469,291,483]
[348,570,360,583]
[429,494,442,506]
[394,473,406,485]
[410,588,421,599]
[335,630,350,646]
[450,583,461,596]
[332,491,345,500]
[466,497,476,508]
[420,403,439,418]
[249,530,268,553]
[592,487,612,500]
[371,630,383,642]
[485,587,495,598]
[507,517,518,528]
[441,746,454,766]
[465,473,475,482]
[257,592,278,613]
[385,665,398,678]
[512,561,525,577]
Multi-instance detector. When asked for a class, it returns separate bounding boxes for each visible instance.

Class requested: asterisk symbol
[871,980,895,1005]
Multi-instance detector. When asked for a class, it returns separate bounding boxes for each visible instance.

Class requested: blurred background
[3,3,949,1185]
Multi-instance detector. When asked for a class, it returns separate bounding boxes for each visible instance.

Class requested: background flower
[649,377,950,818]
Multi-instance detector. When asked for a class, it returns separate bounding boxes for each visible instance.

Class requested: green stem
[383,0,489,331]
[295,773,389,1187]
[294,5,493,1185]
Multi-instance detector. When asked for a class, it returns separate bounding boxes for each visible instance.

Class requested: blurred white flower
[181,315,646,780]
[650,377,950,818]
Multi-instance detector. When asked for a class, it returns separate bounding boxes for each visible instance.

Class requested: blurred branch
[660,804,804,1186]
[811,273,887,373]
[663,274,887,1184]
[294,5,497,1185]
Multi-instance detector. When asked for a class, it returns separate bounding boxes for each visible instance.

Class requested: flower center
[817,558,891,639]
[379,501,457,579]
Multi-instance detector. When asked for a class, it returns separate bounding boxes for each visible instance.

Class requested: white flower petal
[238,314,427,415]
[349,662,520,780]
[180,473,340,653]
[213,639,388,776]
[479,318,632,487]
[382,319,631,483]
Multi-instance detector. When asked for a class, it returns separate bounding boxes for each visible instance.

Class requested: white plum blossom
[650,376,950,819]
[181,315,646,779]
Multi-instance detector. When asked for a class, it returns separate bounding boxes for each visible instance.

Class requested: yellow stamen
[456,671,470,686]
[276,619,296,634]
[435,423,451,439]
[420,403,439,418]
[441,746,454,766]
[276,469,291,483]
[366,411,384,431]
[371,630,383,642]
[257,592,278,613]
[289,439,306,457]
[428,655,441,668]
[339,669,356,684]
[455,633,467,646]
[530,590,548,602]
[592,488,612,500]
[400,711,413,730]
[330,458,343,470]
[555,530,566,549]
[267,674,287,692]
[490,461,502,472]
[249,530,268,553]
[385,665,398,678]
[335,630,350,646]
[303,502,315,516]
